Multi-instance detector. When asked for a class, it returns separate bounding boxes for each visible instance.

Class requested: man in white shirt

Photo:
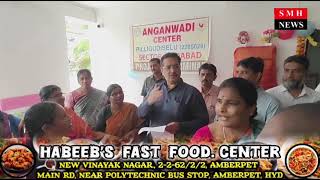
[236,57,281,125]
[198,63,219,122]
[267,55,320,108]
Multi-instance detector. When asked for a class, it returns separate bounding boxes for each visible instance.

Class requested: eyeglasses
[163,64,180,71]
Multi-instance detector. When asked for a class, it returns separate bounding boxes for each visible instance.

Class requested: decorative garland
[237,31,250,45]
[296,36,306,55]
[306,35,319,47]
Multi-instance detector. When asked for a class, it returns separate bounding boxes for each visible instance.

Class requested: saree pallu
[96,103,144,138]
[65,108,95,140]
[66,88,106,129]
[190,119,264,144]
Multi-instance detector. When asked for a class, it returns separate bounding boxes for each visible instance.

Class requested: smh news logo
[274,8,308,30]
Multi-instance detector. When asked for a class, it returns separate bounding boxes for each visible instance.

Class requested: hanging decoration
[296,36,306,55]
[277,30,295,40]
[261,29,277,44]
[306,35,319,47]
[237,31,250,45]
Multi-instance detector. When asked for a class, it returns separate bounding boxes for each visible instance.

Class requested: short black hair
[219,77,257,118]
[160,52,181,65]
[284,55,309,71]
[39,85,61,101]
[24,102,58,138]
[77,69,92,79]
[237,57,264,74]
[149,58,160,64]
[199,63,217,76]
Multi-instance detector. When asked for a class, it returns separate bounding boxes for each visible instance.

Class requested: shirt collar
[152,74,165,82]
[279,84,288,92]
[163,78,184,91]
[201,85,218,96]
[280,84,310,97]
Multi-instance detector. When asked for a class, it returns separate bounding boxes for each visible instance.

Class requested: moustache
[202,79,210,83]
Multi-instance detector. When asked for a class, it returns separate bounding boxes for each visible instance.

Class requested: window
[65,16,92,90]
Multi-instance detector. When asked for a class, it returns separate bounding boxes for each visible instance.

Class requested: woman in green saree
[65,69,106,129]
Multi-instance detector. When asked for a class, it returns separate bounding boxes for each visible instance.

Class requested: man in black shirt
[138,53,209,138]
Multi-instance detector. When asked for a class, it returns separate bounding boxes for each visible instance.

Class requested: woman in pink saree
[191,78,264,145]
[65,69,106,129]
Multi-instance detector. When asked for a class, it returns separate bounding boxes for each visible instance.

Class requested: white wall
[91,1,319,105]
[0,1,96,99]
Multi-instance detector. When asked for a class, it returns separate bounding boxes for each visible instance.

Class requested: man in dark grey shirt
[138,53,209,137]
[141,58,165,97]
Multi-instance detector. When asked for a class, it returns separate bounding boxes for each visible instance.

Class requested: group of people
[2,52,320,148]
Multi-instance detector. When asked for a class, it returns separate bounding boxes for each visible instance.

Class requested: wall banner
[132,17,210,71]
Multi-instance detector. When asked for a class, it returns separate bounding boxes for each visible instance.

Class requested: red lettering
[165,26,171,34]
[179,52,202,60]
[143,28,147,36]
[153,35,182,44]
[179,24,185,32]
[139,54,146,61]
[172,24,179,33]
[159,27,164,34]
[196,52,202,58]
[148,27,154,35]
[185,23,192,31]
[177,35,181,41]
[143,22,197,36]
[180,52,185,59]
[154,27,159,35]
[185,52,190,59]
[274,8,307,19]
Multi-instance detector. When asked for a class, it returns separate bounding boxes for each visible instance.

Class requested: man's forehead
[237,65,249,71]
[284,62,304,69]
[200,69,214,74]
[237,66,255,74]
[150,61,159,65]
[163,57,179,64]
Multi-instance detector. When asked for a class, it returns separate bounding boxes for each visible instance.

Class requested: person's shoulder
[183,82,201,94]
[308,88,320,101]
[304,85,319,94]
[266,85,283,94]
[315,83,320,92]
[67,89,80,98]
[144,75,153,82]
[70,88,80,94]
[0,111,7,117]
[124,102,138,108]
[65,108,77,116]
[92,88,105,94]
[197,125,210,132]
[259,89,280,104]
[212,84,219,91]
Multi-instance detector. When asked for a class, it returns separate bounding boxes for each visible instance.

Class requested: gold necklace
[222,126,251,144]
[222,127,232,144]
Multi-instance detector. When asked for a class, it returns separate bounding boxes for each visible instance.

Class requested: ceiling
[74,1,139,8]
